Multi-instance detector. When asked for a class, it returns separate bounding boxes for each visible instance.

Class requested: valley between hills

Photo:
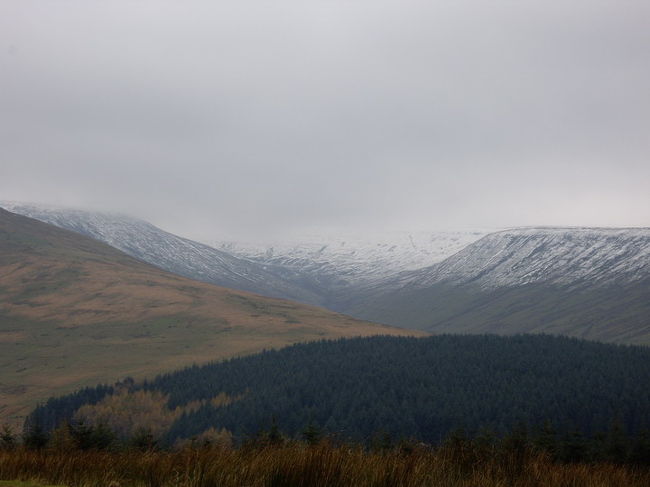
[0,208,417,427]
[1,202,649,437]
[4,202,649,345]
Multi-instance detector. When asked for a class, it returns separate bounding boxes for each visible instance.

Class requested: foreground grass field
[1,444,649,487]
[0,481,64,487]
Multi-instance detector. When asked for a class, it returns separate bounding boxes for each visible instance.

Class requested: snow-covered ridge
[212,230,490,287]
[6,201,646,308]
[0,201,320,303]
[400,227,650,290]
[1,201,492,301]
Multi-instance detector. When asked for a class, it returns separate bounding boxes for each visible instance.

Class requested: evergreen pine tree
[0,424,16,450]
[604,420,629,464]
[268,416,284,446]
[23,422,49,450]
[559,430,588,463]
[70,420,95,450]
[302,421,322,445]
[91,422,116,450]
[130,427,158,451]
[370,431,392,452]
[629,430,650,466]
[533,420,558,459]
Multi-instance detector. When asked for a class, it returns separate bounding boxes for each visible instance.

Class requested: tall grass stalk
[1,442,648,487]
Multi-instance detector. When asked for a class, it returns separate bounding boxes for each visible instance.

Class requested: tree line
[5,418,650,466]
[22,334,650,461]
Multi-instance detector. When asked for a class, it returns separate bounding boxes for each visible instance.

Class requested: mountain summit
[399,227,650,289]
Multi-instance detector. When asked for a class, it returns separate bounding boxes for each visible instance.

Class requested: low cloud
[1,1,648,239]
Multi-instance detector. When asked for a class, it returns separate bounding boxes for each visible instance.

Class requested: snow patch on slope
[401,227,650,290]
[212,230,491,287]
[0,201,319,302]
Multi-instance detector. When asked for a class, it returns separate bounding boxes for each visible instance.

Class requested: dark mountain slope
[343,228,650,344]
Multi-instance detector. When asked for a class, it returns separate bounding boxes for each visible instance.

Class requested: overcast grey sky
[1,1,649,240]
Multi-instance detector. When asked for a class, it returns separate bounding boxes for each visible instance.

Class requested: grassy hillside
[0,209,418,426]
[344,281,650,344]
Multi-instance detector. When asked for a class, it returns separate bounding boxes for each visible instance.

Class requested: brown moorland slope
[0,209,419,426]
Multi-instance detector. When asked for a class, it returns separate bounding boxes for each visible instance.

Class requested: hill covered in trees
[27,334,650,448]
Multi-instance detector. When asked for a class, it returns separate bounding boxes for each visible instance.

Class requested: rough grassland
[1,445,649,487]
[0,481,65,487]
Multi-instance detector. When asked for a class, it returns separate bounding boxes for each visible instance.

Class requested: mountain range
[214,230,490,310]
[345,227,650,343]
[214,230,490,286]
[0,202,490,307]
[0,202,321,305]
[2,202,649,345]
[0,208,412,426]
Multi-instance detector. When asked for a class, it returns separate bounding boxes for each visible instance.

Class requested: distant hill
[344,228,650,344]
[4,202,647,345]
[214,230,489,301]
[0,201,491,308]
[28,334,650,445]
[0,202,322,304]
[0,208,414,426]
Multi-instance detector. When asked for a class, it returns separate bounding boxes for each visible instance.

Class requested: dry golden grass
[73,389,242,440]
[1,444,649,487]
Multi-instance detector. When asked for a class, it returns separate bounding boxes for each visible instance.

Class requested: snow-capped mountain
[5,201,647,343]
[1,202,491,308]
[214,230,489,288]
[399,227,650,290]
[347,227,650,344]
[0,202,321,303]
